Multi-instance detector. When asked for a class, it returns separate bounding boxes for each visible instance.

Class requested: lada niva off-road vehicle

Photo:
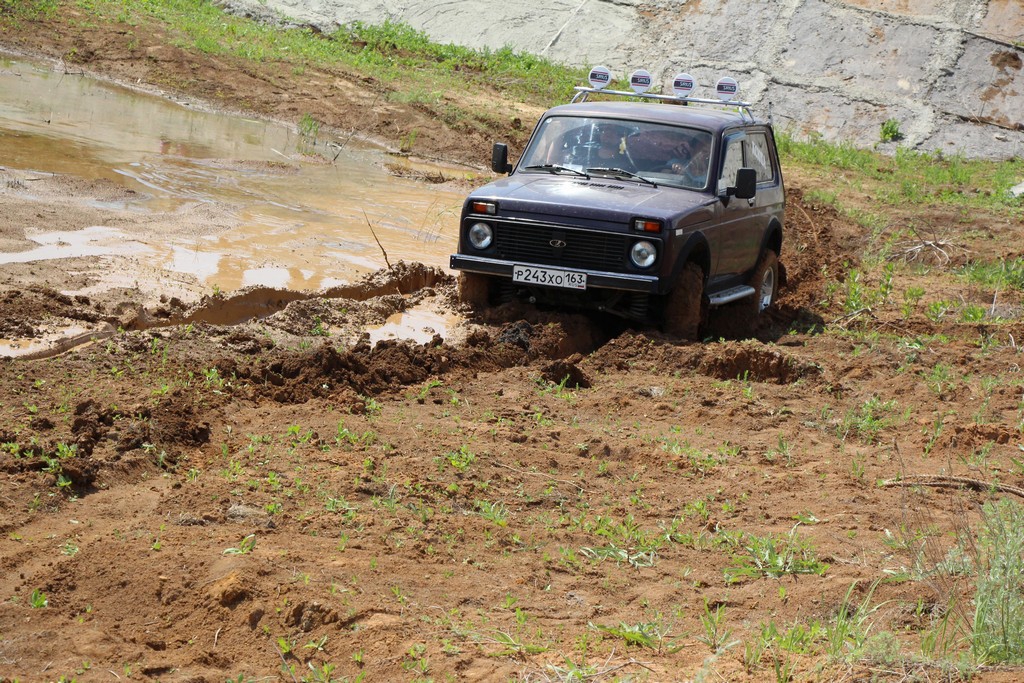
[449,67,785,339]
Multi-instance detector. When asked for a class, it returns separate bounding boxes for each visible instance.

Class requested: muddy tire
[663,262,704,340]
[707,250,779,339]
[457,272,492,308]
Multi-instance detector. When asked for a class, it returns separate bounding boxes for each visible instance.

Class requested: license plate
[512,265,587,290]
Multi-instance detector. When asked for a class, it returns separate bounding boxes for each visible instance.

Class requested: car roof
[540,101,765,133]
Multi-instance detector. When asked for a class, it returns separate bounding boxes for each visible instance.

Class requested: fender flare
[666,232,711,295]
[761,218,783,259]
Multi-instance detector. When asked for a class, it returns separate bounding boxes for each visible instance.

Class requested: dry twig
[891,223,967,266]
[493,461,587,494]
[362,209,392,269]
[881,474,1024,499]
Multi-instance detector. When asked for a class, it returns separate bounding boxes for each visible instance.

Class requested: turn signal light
[633,218,661,233]
[472,201,496,215]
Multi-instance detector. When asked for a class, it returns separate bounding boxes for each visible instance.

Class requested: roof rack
[570,66,756,123]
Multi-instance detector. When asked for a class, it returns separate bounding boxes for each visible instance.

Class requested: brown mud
[2,9,1024,683]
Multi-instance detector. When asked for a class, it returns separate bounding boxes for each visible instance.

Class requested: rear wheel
[457,272,492,308]
[751,250,779,315]
[663,262,704,340]
[707,250,778,339]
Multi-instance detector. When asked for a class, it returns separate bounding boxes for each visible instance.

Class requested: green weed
[972,499,1024,663]
[837,395,904,444]
[438,444,475,472]
[0,0,59,19]
[696,598,735,652]
[223,534,257,555]
[474,499,508,526]
[777,132,1023,214]
[825,580,884,662]
[483,630,548,656]
[880,118,902,142]
[29,588,48,608]
[723,527,829,583]
[579,543,657,569]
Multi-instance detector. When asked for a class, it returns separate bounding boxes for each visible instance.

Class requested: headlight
[630,240,657,268]
[468,222,493,250]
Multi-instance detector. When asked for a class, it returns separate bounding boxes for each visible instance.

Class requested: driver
[593,124,632,168]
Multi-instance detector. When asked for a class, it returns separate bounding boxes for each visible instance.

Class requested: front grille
[493,221,630,272]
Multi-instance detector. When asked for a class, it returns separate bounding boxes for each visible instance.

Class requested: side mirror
[730,167,757,200]
[491,142,513,174]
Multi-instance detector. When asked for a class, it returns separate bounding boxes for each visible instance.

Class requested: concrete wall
[229,0,1024,158]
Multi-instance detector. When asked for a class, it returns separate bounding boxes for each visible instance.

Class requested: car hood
[470,174,714,225]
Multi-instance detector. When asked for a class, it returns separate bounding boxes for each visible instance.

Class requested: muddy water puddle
[366,306,459,346]
[1,56,474,354]
[0,56,468,290]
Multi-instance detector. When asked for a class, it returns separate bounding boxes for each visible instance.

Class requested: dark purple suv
[449,98,785,339]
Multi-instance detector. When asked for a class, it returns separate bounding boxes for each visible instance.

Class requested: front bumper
[450,254,660,294]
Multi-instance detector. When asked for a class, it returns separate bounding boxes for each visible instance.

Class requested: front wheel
[662,262,705,340]
[457,272,492,309]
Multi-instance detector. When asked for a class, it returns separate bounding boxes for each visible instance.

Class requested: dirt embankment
[3,8,1024,683]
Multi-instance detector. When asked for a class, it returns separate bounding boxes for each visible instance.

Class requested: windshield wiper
[586,167,658,187]
[524,164,590,179]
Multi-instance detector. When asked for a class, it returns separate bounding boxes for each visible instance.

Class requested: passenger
[665,136,711,186]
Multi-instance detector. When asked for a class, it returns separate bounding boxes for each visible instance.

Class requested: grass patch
[777,132,1023,215]
[33,0,583,107]
[0,0,59,20]
[959,258,1024,292]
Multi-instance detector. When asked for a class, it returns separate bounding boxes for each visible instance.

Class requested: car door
[710,131,760,284]
[745,128,785,259]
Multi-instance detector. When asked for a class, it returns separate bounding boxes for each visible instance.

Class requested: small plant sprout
[475,499,508,526]
[439,444,475,472]
[303,634,328,652]
[276,635,294,655]
[696,598,736,652]
[223,534,257,555]
[29,588,48,608]
[151,524,165,551]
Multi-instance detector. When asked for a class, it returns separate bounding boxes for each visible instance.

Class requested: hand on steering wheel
[663,157,695,175]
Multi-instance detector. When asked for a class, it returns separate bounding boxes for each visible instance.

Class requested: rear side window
[747,132,775,183]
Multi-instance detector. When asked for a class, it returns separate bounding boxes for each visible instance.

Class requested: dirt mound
[696,341,823,384]
[777,187,860,312]
[0,287,101,338]
[238,313,605,404]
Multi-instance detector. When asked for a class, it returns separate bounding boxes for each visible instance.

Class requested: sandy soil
[3,9,1024,683]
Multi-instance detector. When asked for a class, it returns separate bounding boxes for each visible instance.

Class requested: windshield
[518,115,714,191]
